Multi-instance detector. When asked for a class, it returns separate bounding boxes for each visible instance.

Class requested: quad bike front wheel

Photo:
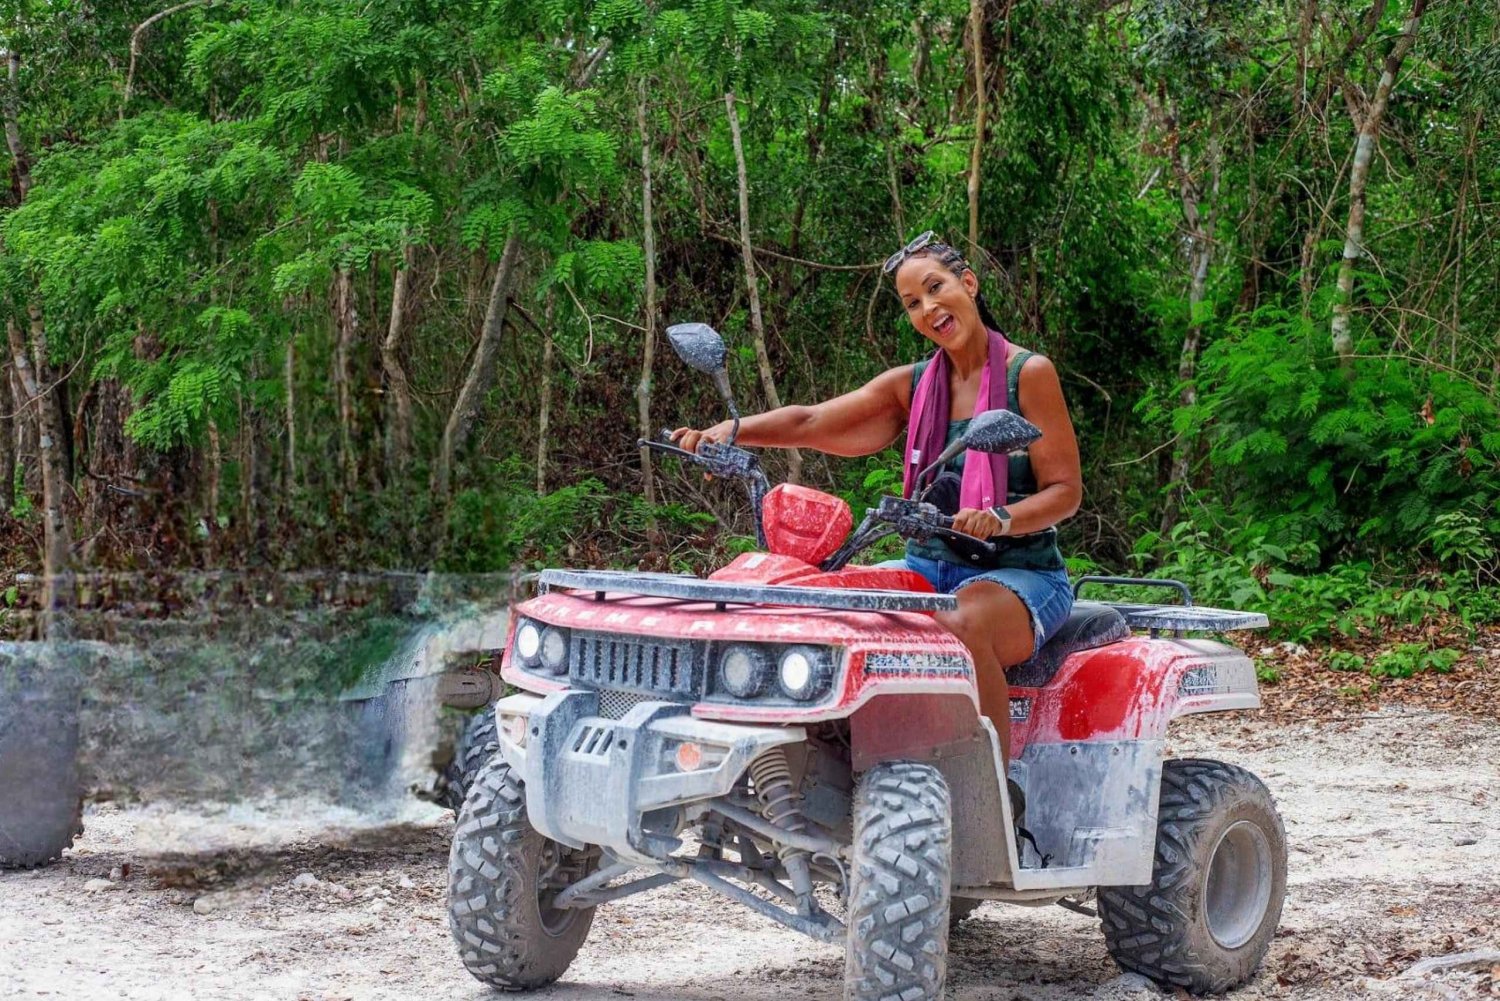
[448,756,596,989]
[440,708,499,814]
[1097,758,1287,995]
[845,761,953,1001]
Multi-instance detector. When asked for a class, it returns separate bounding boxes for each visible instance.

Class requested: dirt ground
[2,707,1498,1001]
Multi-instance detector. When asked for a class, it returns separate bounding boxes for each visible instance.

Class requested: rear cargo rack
[1073,576,1268,634]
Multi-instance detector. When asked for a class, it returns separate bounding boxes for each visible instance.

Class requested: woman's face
[894,256,983,350]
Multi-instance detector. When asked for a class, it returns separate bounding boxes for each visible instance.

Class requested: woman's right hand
[670,421,734,454]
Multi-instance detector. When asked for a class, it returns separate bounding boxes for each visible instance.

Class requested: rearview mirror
[961,408,1042,454]
[665,321,740,442]
[666,323,727,375]
[913,409,1041,490]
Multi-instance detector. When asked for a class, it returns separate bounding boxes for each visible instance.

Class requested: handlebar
[871,496,998,555]
[639,429,770,548]
[820,495,996,572]
[643,431,996,570]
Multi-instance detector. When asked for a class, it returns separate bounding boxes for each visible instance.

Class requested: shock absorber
[748,749,815,911]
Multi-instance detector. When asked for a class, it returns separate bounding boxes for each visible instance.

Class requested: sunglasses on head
[882,230,939,274]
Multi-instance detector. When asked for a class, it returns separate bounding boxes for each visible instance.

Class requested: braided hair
[898,241,1005,333]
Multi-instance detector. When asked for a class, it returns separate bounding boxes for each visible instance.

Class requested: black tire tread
[845,761,952,1001]
[440,709,499,814]
[447,756,593,989]
[1097,757,1287,995]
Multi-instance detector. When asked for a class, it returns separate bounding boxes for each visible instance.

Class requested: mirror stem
[712,370,741,444]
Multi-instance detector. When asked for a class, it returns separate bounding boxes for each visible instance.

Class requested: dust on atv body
[2,708,1497,1001]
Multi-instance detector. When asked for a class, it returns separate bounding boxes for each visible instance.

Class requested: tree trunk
[206,420,221,548]
[1161,129,1220,534]
[239,393,256,555]
[283,336,297,495]
[1331,0,1427,361]
[0,359,13,514]
[966,0,987,253]
[433,233,522,498]
[1295,0,1318,115]
[724,90,801,484]
[381,242,416,476]
[4,52,31,201]
[11,310,72,631]
[636,81,659,512]
[334,267,359,492]
[536,292,555,495]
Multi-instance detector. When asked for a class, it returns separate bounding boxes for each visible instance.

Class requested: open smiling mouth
[933,316,956,337]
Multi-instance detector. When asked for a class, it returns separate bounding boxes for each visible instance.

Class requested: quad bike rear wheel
[845,761,952,1001]
[448,756,596,989]
[0,657,83,869]
[1097,758,1287,995]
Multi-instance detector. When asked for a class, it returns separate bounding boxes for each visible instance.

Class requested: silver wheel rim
[537,842,587,936]
[1203,819,1273,950]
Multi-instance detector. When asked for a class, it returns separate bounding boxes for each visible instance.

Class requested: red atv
[447,323,1286,1000]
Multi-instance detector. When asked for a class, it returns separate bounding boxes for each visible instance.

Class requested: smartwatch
[990,505,1013,536]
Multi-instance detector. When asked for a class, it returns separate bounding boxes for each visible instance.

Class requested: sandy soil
[2,706,1498,1001]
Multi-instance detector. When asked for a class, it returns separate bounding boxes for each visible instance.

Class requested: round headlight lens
[778,646,830,701]
[719,645,769,698]
[514,621,541,664]
[539,626,569,674]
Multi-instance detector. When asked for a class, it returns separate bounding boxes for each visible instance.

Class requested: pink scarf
[902,328,1009,509]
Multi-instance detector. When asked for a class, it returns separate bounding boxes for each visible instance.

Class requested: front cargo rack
[539,568,958,613]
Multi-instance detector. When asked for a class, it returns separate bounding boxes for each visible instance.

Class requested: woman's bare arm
[672,365,914,458]
[950,355,1082,539]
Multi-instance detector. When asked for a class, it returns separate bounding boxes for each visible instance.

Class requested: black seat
[1005,600,1130,689]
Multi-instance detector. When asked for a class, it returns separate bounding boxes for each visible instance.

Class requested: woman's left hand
[951,507,1002,540]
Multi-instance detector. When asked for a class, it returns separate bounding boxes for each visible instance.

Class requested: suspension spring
[748,748,808,864]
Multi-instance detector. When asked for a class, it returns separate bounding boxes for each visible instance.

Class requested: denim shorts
[877,554,1075,657]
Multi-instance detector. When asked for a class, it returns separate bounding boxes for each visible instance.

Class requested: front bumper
[492,690,805,865]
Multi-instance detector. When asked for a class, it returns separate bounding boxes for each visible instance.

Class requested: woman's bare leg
[935,581,1035,765]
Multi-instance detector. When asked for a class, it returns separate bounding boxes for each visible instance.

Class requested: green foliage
[1368,644,1462,679]
[1169,309,1500,562]
[1326,650,1366,673]
[1131,522,1497,643]
[1330,644,1463,680]
[0,0,1496,596]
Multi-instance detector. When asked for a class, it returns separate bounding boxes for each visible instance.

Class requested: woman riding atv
[672,233,1082,761]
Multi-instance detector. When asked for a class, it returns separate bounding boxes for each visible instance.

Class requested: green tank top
[905,350,1065,572]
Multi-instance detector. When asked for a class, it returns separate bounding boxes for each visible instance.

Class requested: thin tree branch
[123,0,214,117]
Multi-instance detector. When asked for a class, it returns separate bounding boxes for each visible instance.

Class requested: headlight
[779,646,832,701]
[719,644,770,698]
[539,626,569,675]
[514,620,542,666]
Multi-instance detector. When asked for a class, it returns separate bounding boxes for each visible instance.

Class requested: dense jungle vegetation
[1,0,1496,652]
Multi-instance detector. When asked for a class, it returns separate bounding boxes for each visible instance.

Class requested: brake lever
[638,437,698,462]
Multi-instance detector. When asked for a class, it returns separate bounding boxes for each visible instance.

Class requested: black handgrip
[926,511,998,555]
[933,526,998,555]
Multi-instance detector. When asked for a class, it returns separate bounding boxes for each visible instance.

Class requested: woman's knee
[953,581,1034,667]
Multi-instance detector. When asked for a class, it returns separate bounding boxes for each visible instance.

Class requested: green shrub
[1367,644,1462,679]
